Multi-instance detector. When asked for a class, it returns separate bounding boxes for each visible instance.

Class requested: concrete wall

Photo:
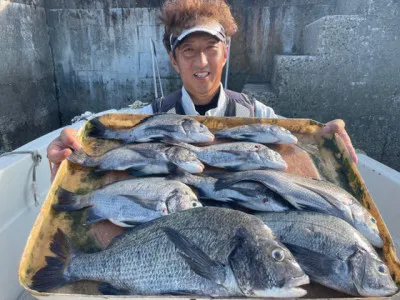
[45,0,338,124]
[45,0,182,124]
[0,0,59,153]
[228,0,337,88]
[254,0,400,170]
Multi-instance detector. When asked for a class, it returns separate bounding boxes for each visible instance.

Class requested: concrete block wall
[249,0,400,170]
[0,0,59,153]
[228,0,337,88]
[45,3,181,124]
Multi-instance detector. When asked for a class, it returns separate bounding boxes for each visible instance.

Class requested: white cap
[169,21,227,53]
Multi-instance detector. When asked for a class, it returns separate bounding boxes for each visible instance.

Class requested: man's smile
[194,72,210,78]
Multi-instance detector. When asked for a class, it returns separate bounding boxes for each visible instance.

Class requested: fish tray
[19,114,400,300]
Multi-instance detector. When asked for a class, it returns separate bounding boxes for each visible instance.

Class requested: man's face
[170,32,228,104]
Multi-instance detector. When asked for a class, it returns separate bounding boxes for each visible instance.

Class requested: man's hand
[323,119,358,164]
[47,128,81,181]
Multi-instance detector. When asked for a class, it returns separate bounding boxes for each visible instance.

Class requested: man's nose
[194,51,208,68]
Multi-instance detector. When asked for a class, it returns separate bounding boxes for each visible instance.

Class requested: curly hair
[160,0,238,52]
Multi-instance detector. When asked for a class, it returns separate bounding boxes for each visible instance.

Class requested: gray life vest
[151,89,256,117]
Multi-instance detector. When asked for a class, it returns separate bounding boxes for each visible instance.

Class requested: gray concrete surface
[45,6,181,124]
[0,1,59,153]
[260,0,400,170]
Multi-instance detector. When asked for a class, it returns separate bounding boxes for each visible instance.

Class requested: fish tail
[88,118,109,139]
[30,229,80,292]
[67,148,97,167]
[52,187,92,211]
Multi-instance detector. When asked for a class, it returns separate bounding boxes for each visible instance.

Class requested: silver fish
[89,114,215,143]
[68,143,204,175]
[216,124,298,144]
[215,170,383,248]
[170,171,290,212]
[31,207,309,297]
[255,211,398,297]
[166,141,287,171]
[53,178,201,227]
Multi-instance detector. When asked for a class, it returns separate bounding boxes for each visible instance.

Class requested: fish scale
[88,114,215,143]
[256,211,398,297]
[169,171,291,212]
[214,170,383,248]
[31,208,310,297]
[165,141,287,171]
[68,143,204,174]
[53,178,202,227]
[215,124,298,144]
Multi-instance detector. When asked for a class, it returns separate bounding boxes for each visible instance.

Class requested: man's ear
[222,43,229,66]
[169,51,180,74]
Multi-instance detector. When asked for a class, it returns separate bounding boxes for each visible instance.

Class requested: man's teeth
[195,72,209,78]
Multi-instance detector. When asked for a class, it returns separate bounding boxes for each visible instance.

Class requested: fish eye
[370,217,377,224]
[272,248,285,262]
[192,202,198,207]
[377,264,387,274]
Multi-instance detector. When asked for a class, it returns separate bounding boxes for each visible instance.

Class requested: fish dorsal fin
[162,227,226,285]
[133,113,165,127]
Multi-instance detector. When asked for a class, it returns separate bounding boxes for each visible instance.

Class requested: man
[47,0,357,180]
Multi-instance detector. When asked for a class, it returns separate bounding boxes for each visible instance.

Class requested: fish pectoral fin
[296,183,339,208]
[109,219,137,228]
[227,186,260,198]
[238,133,258,139]
[147,124,181,133]
[98,282,130,295]
[128,167,151,177]
[130,148,160,159]
[162,227,226,285]
[285,243,342,277]
[214,178,246,191]
[86,208,106,225]
[218,150,248,158]
[119,194,162,211]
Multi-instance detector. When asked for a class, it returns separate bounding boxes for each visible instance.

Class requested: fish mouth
[357,285,399,297]
[281,135,298,144]
[251,275,309,298]
[286,274,310,288]
[196,132,215,143]
[177,161,205,173]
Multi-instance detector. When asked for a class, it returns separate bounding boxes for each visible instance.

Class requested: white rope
[0,150,42,206]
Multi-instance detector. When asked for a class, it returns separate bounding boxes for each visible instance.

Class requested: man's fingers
[323,119,358,164]
[60,128,81,150]
[338,130,358,164]
[48,147,73,164]
[323,119,345,134]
